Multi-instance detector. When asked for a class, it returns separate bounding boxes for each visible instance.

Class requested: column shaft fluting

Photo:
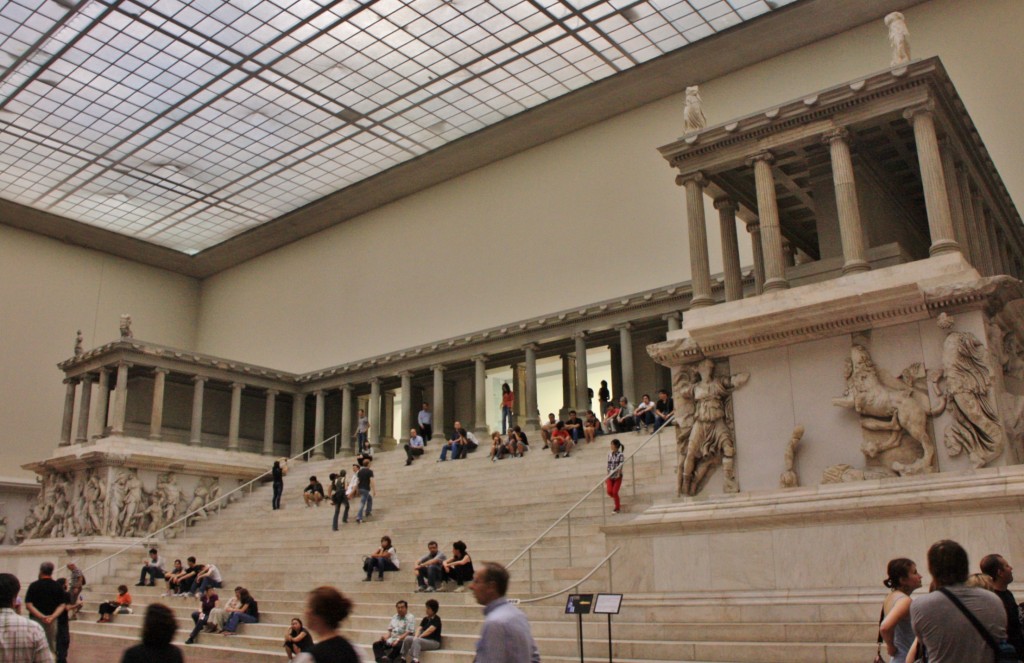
[618,324,635,404]
[750,153,789,291]
[189,377,206,446]
[263,390,278,456]
[473,357,488,435]
[574,334,589,412]
[228,382,244,451]
[93,368,110,438]
[368,379,381,448]
[714,199,743,300]
[110,362,130,435]
[523,345,539,430]
[825,129,869,274]
[682,174,714,308]
[982,206,1003,274]
[431,366,446,442]
[75,374,93,444]
[340,384,353,452]
[906,105,960,256]
[746,223,766,294]
[290,393,306,458]
[60,378,78,446]
[149,368,168,440]
[399,373,413,445]
[312,390,326,459]
[955,169,985,273]
[940,143,970,262]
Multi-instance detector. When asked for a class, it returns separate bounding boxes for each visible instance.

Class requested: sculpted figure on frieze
[885,12,911,67]
[678,358,748,496]
[82,469,107,536]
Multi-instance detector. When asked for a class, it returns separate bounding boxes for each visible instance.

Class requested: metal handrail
[507,416,675,593]
[516,547,620,605]
[77,433,342,579]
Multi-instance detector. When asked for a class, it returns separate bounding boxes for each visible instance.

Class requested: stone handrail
[506,417,674,594]
[75,433,341,579]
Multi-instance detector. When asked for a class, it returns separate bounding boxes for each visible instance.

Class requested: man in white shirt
[136,548,165,586]
[192,563,223,597]
[417,403,432,442]
[405,429,425,466]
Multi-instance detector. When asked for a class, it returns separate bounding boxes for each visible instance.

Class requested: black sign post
[565,594,593,663]
[593,593,623,663]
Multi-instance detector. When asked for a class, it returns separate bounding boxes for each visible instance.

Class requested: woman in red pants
[606,439,625,514]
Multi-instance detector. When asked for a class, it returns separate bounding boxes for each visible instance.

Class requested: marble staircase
[70,431,879,662]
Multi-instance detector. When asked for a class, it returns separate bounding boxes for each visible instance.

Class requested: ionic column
[573,333,589,413]
[149,368,168,441]
[290,393,306,458]
[714,198,744,300]
[904,103,960,256]
[560,353,573,416]
[228,382,244,452]
[523,344,540,431]
[339,384,353,452]
[823,128,869,274]
[939,141,970,262]
[745,221,766,295]
[92,368,110,438]
[749,152,789,291]
[974,193,998,275]
[312,389,326,459]
[617,324,635,404]
[368,378,381,448]
[664,312,681,333]
[955,167,985,272]
[431,366,446,442]
[982,206,1003,275]
[189,376,206,446]
[471,356,488,436]
[75,373,93,444]
[110,362,131,435]
[399,371,413,446]
[60,378,79,446]
[679,172,714,308]
[263,389,278,456]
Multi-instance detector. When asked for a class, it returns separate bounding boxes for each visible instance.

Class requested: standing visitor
[500,383,514,435]
[25,562,64,654]
[417,403,432,443]
[0,572,52,663]
[331,470,349,530]
[119,603,182,663]
[272,459,286,510]
[296,586,360,663]
[355,409,370,453]
[469,562,540,663]
[606,439,625,514]
[879,558,922,663]
[356,459,375,524]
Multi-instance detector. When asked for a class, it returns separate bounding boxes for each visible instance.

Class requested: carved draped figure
[683,378,736,459]
[941,331,1005,467]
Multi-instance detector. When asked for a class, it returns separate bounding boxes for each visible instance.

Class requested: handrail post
[657,427,663,465]
[631,457,637,497]
[528,549,534,595]
[567,513,572,567]
[608,554,613,592]
[601,487,606,526]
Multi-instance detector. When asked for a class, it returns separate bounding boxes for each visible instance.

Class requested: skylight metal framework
[0,0,791,253]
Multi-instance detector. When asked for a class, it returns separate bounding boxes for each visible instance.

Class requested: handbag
[874,605,885,663]
[938,588,1018,663]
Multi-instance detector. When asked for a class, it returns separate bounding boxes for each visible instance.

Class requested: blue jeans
[417,564,445,589]
[501,406,513,434]
[438,441,462,461]
[272,481,283,510]
[333,494,349,529]
[356,431,368,451]
[364,556,398,579]
[357,488,372,520]
[224,611,257,632]
[196,577,222,595]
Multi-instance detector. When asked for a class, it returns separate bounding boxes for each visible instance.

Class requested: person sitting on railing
[653,389,675,432]
[161,559,184,597]
[614,397,634,432]
[371,600,415,663]
[632,394,656,434]
[221,587,258,635]
[184,584,219,644]
[442,541,474,593]
[400,598,442,663]
[97,585,131,623]
[363,535,400,582]
[549,421,572,459]
[191,562,222,597]
[601,403,621,434]
[583,410,600,444]
[284,617,314,659]
[303,476,325,508]
[136,548,165,587]
[414,541,447,593]
[539,413,559,449]
[564,410,584,445]
[606,439,626,515]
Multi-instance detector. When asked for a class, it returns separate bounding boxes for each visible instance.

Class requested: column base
[311,450,327,460]
[189,439,202,447]
[763,277,790,292]
[841,260,870,275]
[261,448,274,456]
[473,425,489,437]
[148,434,162,441]
[929,240,961,257]
[689,295,715,309]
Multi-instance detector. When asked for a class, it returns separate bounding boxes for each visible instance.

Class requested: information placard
[592,593,622,615]
[564,593,594,614]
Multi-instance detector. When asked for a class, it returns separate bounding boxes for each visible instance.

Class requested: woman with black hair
[299,586,360,663]
[120,603,182,663]
[878,557,922,663]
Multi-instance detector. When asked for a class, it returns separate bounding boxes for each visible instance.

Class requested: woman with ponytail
[878,558,922,663]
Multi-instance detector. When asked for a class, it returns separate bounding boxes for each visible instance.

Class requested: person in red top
[500,383,514,435]
[549,422,572,458]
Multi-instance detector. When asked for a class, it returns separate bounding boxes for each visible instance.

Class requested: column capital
[471,354,488,363]
[821,127,850,145]
[79,373,94,384]
[675,171,708,187]
[429,364,445,372]
[293,391,306,401]
[662,312,681,322]
[63,377,80,385]
[153,367,170,376]
[339,382,353,392]
[266,389,280,397]
[745,220,761,233]
[396,370,413,378]
[571,331,587,340]
[313,389,325,397]
[521,343,539,352]
[230,382,246,390]
[614,322,633,332]
[191,375,208,384]
[116,361,133,369]
[902,100,936,121]
[368,376,381,385]
[712,197,736,211]
[747,150,775,166]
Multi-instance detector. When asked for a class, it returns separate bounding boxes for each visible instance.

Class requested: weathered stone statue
[157,472,183,527]
[885,12,911,67]
[73,330,84,356]
[0,516,7,545]
[82,469,107,536]
[119,314,133,339]
[779,425,805,488]
[185,477,218,525]
[832,344,938,476]
[931,328,1006,467]
[107,470,127,535]
[117,470,144,536]
[678,358,748,495]
[683,86,706,134]
[672,365,697,497]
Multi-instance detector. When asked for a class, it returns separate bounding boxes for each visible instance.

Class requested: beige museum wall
[0,225,200,478]
[196,0,1024,374]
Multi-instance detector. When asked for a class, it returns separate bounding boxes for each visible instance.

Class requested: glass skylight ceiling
[0,0,793,254]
